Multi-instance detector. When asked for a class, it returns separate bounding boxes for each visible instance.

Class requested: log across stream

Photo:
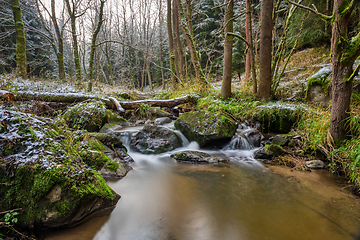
[44,124,360,240]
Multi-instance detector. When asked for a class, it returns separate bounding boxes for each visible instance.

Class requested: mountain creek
[42,123,360,240]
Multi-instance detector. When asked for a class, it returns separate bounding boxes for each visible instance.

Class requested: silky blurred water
[44,127,360,240]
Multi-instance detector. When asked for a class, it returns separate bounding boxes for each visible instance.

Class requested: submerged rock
[0,110,120,229]
[130,124,182,154]
[170,150,229,164]
[174,111,237,147]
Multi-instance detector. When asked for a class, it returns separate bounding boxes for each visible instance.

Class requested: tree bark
[50,0,65,79]
[176,0,208,85]
[8,91,197,111]
[11,0,27,78]
[245,0,251,83]
[221,0,234,99]
[173,0,184,79]
[245,0,257,93]
[89,0,105,81]
[329,0,355,143]
[258,0,273,101]
[64,0,82,81]
[167,0,177,87]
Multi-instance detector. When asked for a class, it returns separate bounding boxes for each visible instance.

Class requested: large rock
[254,103,305,133]
[170,150,229,164]
[62,100,107,132]
[306,66,332,107]
[130,124,182,154]
[174,111,237,147]
[0,110,120,229]
[79,133,133,178]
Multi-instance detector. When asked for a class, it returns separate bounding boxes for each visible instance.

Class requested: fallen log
[11,91,124,112]
[4,91,197,111]
[120,95,199,109]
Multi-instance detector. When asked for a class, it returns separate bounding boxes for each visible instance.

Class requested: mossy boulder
[254,103,305,134]
[0,110,119,229]
[130,124,182,154]
[253,144,286,160]
[62,100,107,132]
[170,150,229,164]
[105,110,131,126]
[174,111,237,147]
[306,66,332,107]
[79,133,133,178]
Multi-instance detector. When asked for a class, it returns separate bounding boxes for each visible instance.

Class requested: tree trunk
[167,0,177,87]
[173,0,184,79]
[159,0,165,90]
[64,0,82,81]
[11,0,27,78]
[176,0,208,85]
[245,0,251,83]
[50,0,65,79]
[89,0,105,81]
[221,0,234,99]
[258,0,273,101]
[245,0,257,93]
[329,0,355,143]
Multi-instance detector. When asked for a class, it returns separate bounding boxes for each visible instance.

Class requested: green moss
[62,100,107,132]
[107,160,119,171]
[88,139,106,151]
[254,103,304,133]
[105,110,129,124]
[341,33,360,66]
[306,67,332,96]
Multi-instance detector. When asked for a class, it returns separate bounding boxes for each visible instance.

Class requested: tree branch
[287,0,333,21]
[226,32,250,47]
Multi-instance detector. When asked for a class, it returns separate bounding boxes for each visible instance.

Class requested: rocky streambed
[0,97,335,238]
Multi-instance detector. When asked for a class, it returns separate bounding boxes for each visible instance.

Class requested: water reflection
[93,151,359,240]
[44,124,360,240]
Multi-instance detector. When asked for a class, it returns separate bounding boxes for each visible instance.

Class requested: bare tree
[88,0,105,91]
[64,0,88,81]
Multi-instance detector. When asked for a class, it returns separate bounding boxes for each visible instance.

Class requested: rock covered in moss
[174,111,237,147]
[154,117,172,125]
[170,150,229,164]
[105,110,131,126]
[0,110,120,229]
[62,100,107,132]
[130,124,182,154]
[254,103,305,134]
[253,144,286,160]
[272,135,288,146]
[306,66,332,107]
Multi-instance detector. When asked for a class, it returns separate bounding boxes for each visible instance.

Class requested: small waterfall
[224,126,262,150]
[226,135,252,150]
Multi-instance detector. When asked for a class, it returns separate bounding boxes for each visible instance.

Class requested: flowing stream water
[44,124,360,240]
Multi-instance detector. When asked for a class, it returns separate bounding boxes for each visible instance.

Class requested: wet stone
[154,117,172,125]
[306,160,325,169]
[170,150,229,164]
